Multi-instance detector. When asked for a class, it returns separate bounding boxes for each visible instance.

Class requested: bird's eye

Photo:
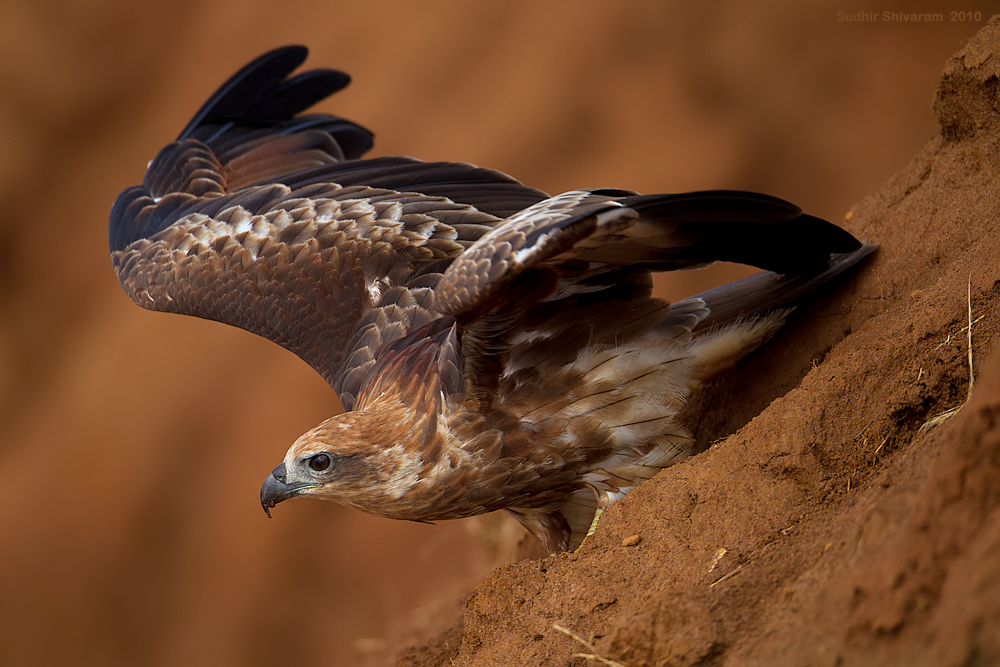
[308,453,332,472]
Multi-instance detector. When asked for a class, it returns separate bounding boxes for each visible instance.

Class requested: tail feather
[679,243,878,333]
[685,309,790,383]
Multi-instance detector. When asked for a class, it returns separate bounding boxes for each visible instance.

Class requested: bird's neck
[325,401,542,522]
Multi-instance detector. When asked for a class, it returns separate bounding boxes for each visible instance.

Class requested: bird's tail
[679,243,878,333]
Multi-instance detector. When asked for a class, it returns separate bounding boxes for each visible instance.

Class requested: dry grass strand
[552,623,627,667]
[916,277,977,438]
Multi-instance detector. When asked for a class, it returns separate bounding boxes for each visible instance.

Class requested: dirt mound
[397,17,1000,667]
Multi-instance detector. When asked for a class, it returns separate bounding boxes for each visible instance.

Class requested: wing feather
[434,189,864,319]
[110,46,869,420]
[109,47,545,410]
[431,188,869,404]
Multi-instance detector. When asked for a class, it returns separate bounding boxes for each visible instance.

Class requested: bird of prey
[110,46,874,552]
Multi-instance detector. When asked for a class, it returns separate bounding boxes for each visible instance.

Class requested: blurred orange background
[0,1,986,665]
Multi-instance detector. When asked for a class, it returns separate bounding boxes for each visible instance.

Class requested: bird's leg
[575,487,610,551]
[585,507,604,539]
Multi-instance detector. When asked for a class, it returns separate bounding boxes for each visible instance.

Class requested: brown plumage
[110,47,875,552]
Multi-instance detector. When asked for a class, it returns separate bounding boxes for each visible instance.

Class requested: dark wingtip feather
[240,68,352,125]
[170,45,374,159]
[173,45,374,163]
[178,46,309,140]
[626,190,864,275]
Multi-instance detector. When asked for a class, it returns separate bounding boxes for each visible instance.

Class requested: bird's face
[260,415,377,516]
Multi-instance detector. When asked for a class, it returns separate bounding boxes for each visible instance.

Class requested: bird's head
[259,407,428,517]
[259,413,380,516]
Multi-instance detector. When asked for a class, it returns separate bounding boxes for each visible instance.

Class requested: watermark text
[836,10,984,23]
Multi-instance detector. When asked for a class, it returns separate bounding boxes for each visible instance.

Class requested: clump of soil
[397,17,1000,667]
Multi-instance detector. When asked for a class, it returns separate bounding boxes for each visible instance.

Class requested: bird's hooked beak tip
[260,462,320,517]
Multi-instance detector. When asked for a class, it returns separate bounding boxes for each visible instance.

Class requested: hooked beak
[260,462,321,517]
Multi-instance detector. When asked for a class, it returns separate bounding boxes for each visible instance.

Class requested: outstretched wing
[109,46,547,410]
[434,188,862,316]
[432,188,870,400]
